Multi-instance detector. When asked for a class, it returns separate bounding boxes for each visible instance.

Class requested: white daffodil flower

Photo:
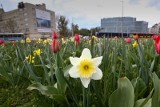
[69,48,103,88]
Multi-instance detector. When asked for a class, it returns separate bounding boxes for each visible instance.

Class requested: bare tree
[5,19,19,33]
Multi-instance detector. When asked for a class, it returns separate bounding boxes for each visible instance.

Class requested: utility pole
[121,0,124,38]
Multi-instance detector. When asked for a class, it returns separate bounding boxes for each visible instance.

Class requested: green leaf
[131,78,147,101]
[27,82,69,106]
[55,53,67,93]
[135,99,151,107]
[27,82,58,97]
[135,89,153,107]
[152,73,160,107]
[63,64,72,77]
[109,77,134,107]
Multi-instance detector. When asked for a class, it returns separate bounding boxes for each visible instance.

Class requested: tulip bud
[152,34,157,40]
[155,36,160,54]
[132,41,137,48]
[74,34,80,46]
[124,37,131,43]
[51,39,60,53]
[52,32,58,39]
[0,39,4,45]
[133,35,139,40]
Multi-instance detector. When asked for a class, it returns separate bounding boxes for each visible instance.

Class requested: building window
[26,28,29,32]
[24,13,27,16]
[24,18,28,21]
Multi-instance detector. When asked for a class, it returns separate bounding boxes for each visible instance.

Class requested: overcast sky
[1,0,160,29]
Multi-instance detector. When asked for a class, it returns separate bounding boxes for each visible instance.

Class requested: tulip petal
[80,78,91,88]
[93,56,103,66]
[70,57,80,66]
[91,68,103,80]
[80,48,92,59]
[69,66,80,78]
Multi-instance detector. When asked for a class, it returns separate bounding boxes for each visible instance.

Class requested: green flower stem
[83,86,87,107]
[87,84,90,107]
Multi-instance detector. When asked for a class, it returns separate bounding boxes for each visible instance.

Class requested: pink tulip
[124,38,131,43]
[152,34,157,40]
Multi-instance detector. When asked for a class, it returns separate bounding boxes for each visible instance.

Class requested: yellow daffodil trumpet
[69,48,103,88]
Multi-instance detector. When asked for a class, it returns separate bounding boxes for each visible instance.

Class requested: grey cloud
[128,0,140,5]
[148,0,160,9]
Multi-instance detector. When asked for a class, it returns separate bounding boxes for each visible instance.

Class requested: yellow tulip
[132,41,137,48]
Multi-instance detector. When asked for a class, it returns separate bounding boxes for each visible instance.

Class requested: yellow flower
[26,55,34,64]
[33,49,41,56]
[70,37,74,42]
[36,38,42,44]
[132,41,137,48]
[43,40,47,45]
[20,40,25,44]
[47,38,52,43]
[62,38,66,44]
[69,48,103,88]
[92,36,97,40]
[26,37,31,43]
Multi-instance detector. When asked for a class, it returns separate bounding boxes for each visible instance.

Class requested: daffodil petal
[80,48,92,59]
[91,68,103,80]
[93,56,103,66]
[69,57,80,66]
[80,78,91,88]
[69,66,80,78]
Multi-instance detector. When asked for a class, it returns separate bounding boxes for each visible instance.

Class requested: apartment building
[149,23,160,34]
[0,2,56,39]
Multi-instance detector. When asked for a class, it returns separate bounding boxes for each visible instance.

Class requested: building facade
[101,17,148,33]
[149,23,160,34]
[0,2,56,39]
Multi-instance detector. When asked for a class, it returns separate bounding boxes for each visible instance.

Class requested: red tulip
[52,32,58,39]
[124,38,131,43]
[2,42,7,46]
[133,35,139,40]
[0,39,4,45]
[152,34,157,40]
[155,36,160,54]
[51,39,60,53]
[74,34,80,46]
[10,41,17,46]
